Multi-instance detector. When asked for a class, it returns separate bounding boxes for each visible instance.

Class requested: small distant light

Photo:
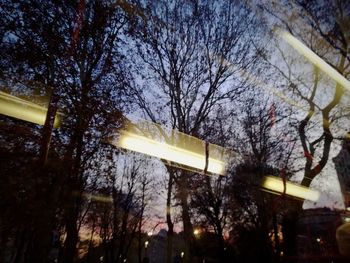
[100,256,104,262]
[280,251,284,256]
[181,252,184,258]
[123,259,127,262]
[145,241,149,248]
[147,231,153,236]
[346,207,350,212]
[193,229,200,236]
[316,238,321,243]
[344,217,350,222]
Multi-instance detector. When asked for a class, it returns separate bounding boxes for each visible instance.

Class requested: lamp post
[142,240,150,263]
[144,241,149,257]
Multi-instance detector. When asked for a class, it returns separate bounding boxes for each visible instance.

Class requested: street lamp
[144,240,149,258]
[193,229,200,236]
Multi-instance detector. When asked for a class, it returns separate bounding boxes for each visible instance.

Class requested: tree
[260,0,350,188]
[80,153,154,263]
[254,1,350,257]
[228,95,296,263]
[0,1,128,262]
[127,0,264,261]
[190,174,231,262]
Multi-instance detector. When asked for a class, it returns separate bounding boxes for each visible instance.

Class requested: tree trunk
[39,89,60,166]
[63,216,79,263]
[61,96,88,263]
[138,183,146,263]
[272,213,280,263]
[178,173,193,263]
[281,199,302,258]
[216,223,226,262]
[166,171,174,263]
[13,228,27,263]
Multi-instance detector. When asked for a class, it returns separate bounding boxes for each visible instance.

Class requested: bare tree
[251,1,350,257]
[127,0,264,261]
[260,0,350,187]
[1,1,128,262]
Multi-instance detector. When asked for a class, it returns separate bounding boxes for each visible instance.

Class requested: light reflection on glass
[0,91,60,128]
[278,30,350,92]
[109,121,230,176]
[262,176,320,202]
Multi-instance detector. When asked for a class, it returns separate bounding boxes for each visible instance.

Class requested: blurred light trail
[262,175,320,202]
[82,192,113,203]
[110,121,320,201]
[0,91,60,128]
[279,30,350,92]
[114,130,226,175]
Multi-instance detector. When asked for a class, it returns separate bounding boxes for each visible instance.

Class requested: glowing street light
[181,252,184,258]
[193,229,200,236]
[262,176,320,202]
[144,241,149,248]
[0,91,60,128]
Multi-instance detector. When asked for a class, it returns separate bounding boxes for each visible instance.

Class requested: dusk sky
[1,1,350,263]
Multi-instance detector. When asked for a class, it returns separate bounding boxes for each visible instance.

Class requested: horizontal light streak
[262,176,320,201]
[0,91,60,128]
[279,30,350,92]
[82,192,113,203]
[114,131,226,175]
[110,121,322,202]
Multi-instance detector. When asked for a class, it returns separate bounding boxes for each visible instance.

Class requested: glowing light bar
[279,30,350,92]
[116,131,226,175]
[262,176,320,201]
[82,193,113,203]
[0,91,60,128]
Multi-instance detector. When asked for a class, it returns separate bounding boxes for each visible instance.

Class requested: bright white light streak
[0,91,60,128]
[115,131,226,175]
[262,176,320,202]
[279,30,350,92]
